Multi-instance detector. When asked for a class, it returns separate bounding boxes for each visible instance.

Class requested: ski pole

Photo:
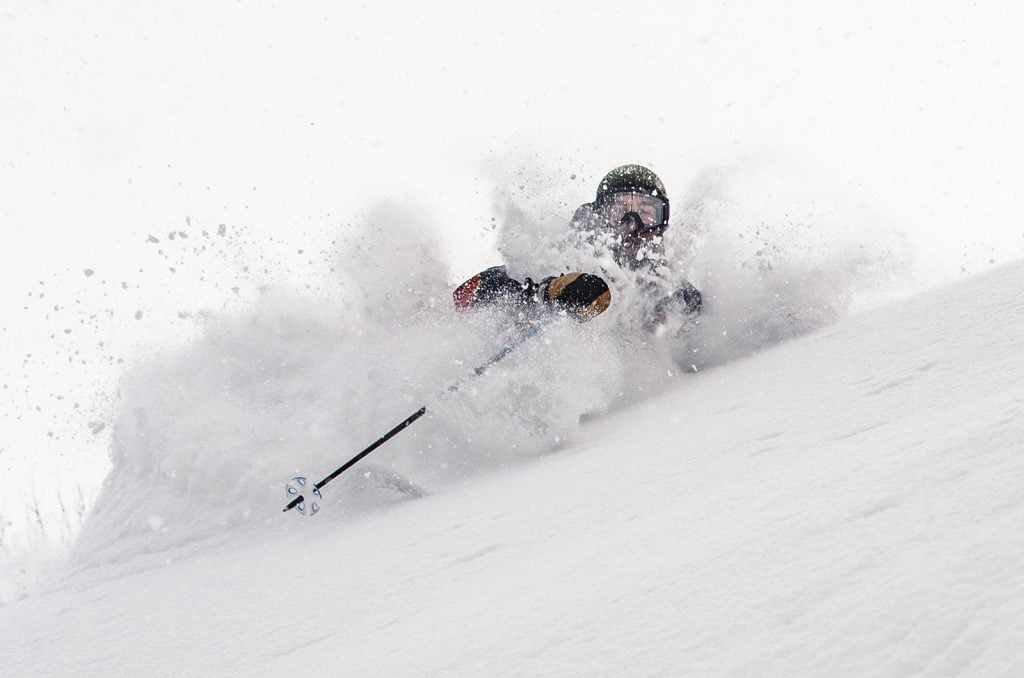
[283,320,547,513]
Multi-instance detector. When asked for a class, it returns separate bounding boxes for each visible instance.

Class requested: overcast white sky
[2,1,1022,542]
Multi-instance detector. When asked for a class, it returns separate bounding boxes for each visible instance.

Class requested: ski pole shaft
[447,320,547,392]
[283,321,546,513]
[283,406,426,512]
[473,321,543,376]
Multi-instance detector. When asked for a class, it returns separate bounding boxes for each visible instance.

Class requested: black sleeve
[453,266,539,311]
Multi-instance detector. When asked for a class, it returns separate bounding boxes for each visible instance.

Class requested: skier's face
[612,212,665,269]
[600,194,667,269]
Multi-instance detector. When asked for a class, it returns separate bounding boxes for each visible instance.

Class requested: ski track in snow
[3,256,1024,674]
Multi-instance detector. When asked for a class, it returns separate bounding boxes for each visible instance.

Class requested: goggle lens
[601,192,667,235]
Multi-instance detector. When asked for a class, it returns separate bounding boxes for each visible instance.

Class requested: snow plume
[332,201,451,325]
[73,210,624,567]
[485,153,912,379]
[676,158,912,368]
[74,156,909,567]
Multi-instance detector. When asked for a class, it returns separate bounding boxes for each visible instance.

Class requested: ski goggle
[599,191,668,235]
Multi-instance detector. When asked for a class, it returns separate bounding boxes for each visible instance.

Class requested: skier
[453,164,701,330]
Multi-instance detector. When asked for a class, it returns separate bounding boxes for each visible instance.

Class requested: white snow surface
[4,257,1024,676]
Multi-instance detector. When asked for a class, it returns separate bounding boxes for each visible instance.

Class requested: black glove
[649,282,702,329]
[675,283,702,315]
[541,272,611,321]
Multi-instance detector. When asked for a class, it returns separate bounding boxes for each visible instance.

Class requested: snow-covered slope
[3,260,1024,677]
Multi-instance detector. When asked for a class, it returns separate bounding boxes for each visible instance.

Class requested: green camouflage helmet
[595,164,667,204]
